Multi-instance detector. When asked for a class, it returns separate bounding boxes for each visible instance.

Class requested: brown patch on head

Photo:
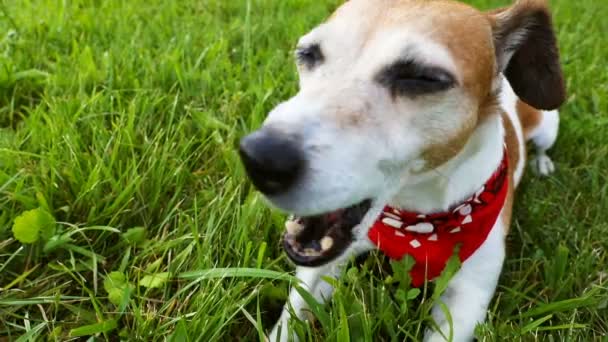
[367,1,503,170]
[516,99,543,139]
[324,0,500,115]
[377,0,497,103]
[327,1,496,96]
[418,1,496,102]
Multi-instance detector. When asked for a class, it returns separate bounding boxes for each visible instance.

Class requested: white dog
[239,0,565,340]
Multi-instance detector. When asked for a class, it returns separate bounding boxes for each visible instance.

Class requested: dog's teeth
[320,236,334,251]
[303,248,321,257]
[285,220,304,235]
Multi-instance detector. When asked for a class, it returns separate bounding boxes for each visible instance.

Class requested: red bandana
[368,151,509,287]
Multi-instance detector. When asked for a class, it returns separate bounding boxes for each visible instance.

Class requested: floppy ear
[489,0,566,110]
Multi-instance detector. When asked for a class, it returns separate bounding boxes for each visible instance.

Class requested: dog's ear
[488,0,566,110]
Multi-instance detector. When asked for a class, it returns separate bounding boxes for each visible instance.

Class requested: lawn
[1,0,607,340]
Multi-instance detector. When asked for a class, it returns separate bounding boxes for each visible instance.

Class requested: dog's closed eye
[376,59,456,98]
[296,43,324,69]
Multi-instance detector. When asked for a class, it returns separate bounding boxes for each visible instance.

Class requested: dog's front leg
[268,239,374,342]
[424,221,506,342]
[268,263,339,342]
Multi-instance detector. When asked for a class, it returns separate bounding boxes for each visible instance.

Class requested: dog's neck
[391,112,505,214]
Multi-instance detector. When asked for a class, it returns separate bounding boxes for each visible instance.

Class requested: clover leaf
[12,208,56,244]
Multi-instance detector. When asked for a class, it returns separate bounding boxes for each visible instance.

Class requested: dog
[239,0,565,340]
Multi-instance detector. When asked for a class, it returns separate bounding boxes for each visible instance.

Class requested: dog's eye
[296,44,324,69]
[376,60,456,97]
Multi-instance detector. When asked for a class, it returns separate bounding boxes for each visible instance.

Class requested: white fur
[529,109,559,151]
[269,264,341,342]
[425,213,506,342]
[270,113,506,341]
[391,112,505,213]
[529,109,559,176]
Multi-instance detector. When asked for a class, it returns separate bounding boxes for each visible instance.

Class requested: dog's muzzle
[239,129,373,266]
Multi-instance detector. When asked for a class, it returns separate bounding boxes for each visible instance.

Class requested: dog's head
[239,0,564,266]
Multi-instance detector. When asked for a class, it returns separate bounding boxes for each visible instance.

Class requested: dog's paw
[530,153,555,176]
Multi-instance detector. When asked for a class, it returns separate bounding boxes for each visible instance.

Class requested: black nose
[239,130,305,195]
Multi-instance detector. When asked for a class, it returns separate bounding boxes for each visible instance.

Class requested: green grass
[1,0,607,340]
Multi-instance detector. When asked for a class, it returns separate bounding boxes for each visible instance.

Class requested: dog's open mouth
[283,200,371,267]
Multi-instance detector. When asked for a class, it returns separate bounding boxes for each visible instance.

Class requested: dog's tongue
[282,200,371,267]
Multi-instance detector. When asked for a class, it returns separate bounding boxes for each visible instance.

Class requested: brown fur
[368,1,500,169]
[422,2,496,102]
[501,176,515,233]
[378,1,497,102]
[329,1,497,101]
[502,111,523,176]
[420,126,473,171]
[500,110,523,232]
[517,99,543,139]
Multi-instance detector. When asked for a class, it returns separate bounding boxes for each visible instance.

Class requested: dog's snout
[239,130,304,195]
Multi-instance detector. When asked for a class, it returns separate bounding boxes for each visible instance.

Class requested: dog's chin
[282,199,372,267]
